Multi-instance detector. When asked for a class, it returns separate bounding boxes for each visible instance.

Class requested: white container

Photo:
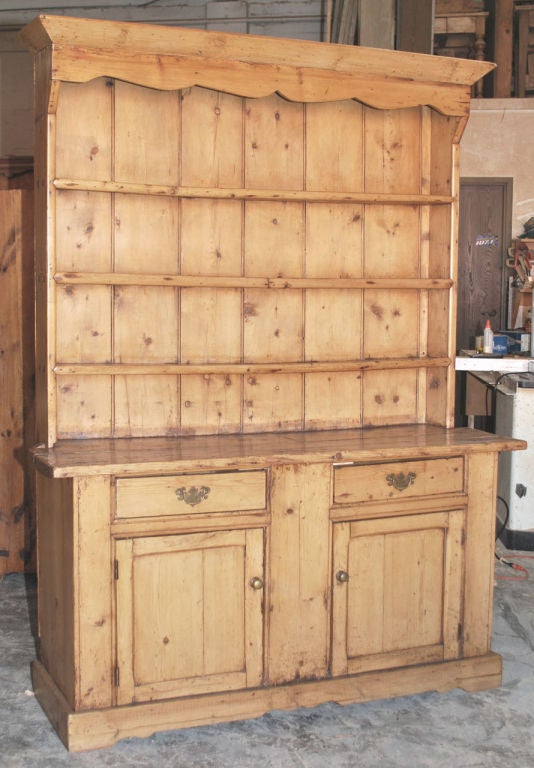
[483,319,493,353]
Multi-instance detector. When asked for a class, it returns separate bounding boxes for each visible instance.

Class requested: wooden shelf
[53,178,455,205]
[52,358,452,376]
[54,272,454,290]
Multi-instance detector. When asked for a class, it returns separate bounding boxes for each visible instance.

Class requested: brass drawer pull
[386,472,416,491]
[250,577,264,590]
[336,570,349,583]
[175,485,210,506]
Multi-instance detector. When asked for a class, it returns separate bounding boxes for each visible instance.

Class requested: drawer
[333,457,464,505]
[115,470,266,519]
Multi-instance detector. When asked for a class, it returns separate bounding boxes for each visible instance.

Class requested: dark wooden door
[456,179,512,352]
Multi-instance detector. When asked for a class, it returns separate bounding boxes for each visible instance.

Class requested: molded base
[32,653,503,752]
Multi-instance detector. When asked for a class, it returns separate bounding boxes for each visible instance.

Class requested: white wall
[460,98,534,238]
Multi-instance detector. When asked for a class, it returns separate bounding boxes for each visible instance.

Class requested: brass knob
[336,570,349,583]
[250,577,264,590]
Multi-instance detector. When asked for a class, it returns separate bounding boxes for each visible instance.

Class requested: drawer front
[333,457,464,505]
[115,470,266,519]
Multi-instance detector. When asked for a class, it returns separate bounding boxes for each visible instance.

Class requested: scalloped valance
[19,14,495,118]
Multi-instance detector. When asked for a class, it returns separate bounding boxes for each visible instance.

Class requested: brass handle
[336,570,349,583]
[386,472,416,492]
[175,485,210,506]
[250,577,264,590]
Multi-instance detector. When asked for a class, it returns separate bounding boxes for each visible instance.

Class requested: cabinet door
[115,528,264,704]
[331,510,464,677]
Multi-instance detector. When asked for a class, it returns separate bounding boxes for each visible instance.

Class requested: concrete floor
[2,550,534,767]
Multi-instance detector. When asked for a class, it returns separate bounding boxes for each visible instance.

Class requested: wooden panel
[242,374,303,433]
[267,463,331,684]
[244,93,304,190]
[56,376,112,440]
[363,369,419,426]
[180,375,242,435]
[40,64,469,439]
[0,188,34,575]
[333,456,464,504]
[427,290,451,357]
[363,107,422,195]
[55,191,111,271]
[113,375,180,439]
[425,368,449,427]
[115,470,266,519]
[54,189,113,439]
[112,82,181,438]
[243,290,303,363]
[180,199,242,276]
[463,452,498,656]
[75,475,113,709]
[53,79,113,442]
[34,47,55,446]
[363,289,419,359]
[113,287,178,364]
[430,112,457,197]
[304,373,362,430]
[244,202,304,277]
[305,203,363,278]
[181,87,243,188]
[56,285,111,363]
[305,289,361,362]
[55,79,112,180]
[35,474,75,706]
[113,285,179,436]
[305,100,363,192]
[180,196,242,433]
[181,289,241,364]
[114,80,179,185]
[114,194,179,274]
[364,205,420,278]
[332,510,462,676]
[381,526,444,650]
[428,205,453,280]
[116,528,264,703]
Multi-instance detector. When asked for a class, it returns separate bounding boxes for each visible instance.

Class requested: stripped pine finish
[18,14,496,444]
[20,15,526,753]
[36,81,475,442]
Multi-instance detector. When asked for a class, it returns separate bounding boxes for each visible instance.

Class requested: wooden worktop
[33,425,526,478]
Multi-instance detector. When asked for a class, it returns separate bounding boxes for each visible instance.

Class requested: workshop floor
[2,550,534,768]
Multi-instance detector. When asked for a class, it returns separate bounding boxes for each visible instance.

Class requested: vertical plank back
[39,53,465,440]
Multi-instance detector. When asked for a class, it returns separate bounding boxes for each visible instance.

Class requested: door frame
[458,176,513,340]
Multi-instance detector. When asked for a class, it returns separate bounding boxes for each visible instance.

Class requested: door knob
[336,570,349,583]
[250,577,264,590]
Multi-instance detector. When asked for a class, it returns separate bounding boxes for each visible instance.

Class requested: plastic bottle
[483,318,494,354]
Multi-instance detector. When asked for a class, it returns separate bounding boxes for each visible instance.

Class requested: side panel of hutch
[20,15,526,751]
